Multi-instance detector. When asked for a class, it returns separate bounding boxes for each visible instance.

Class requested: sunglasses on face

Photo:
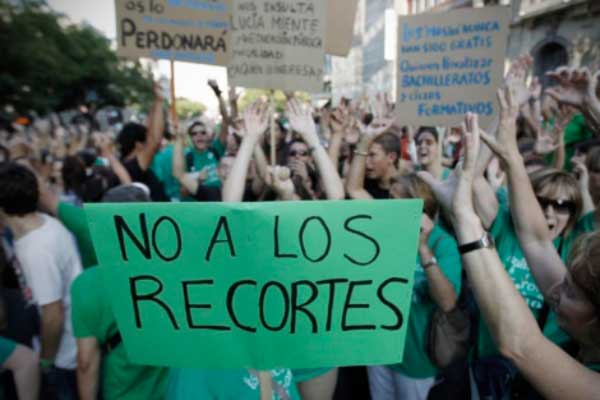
[537,196,575,215]
[289,150,308,157]
[189,130,208,137]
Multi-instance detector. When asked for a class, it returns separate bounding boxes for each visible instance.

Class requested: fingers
[416,170,440,192]
[462,113,480,173]
[497,88,508,111]
[479,128,501,156]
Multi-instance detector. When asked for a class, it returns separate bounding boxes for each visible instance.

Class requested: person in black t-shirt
[115,86,168,202]
[346,130,401,199]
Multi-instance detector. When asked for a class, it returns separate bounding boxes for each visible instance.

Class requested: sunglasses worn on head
[537,196,575,215]
[289,150,308,157]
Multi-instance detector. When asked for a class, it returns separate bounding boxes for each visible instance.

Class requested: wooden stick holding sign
[170,60,178,131]
[258,371,272,400]
[270,94,276,168]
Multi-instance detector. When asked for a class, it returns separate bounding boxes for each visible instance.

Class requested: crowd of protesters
[0,55,600,400]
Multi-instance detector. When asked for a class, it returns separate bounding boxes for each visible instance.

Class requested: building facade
[508,0,600,87]
[329,0,600,101]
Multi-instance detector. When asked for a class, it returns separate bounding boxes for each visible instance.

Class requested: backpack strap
[208,146,221,162]
[185,151,195,171]
[101,331,122,355]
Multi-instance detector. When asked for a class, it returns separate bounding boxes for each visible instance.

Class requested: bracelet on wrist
[354,150,368,157]
[422,257,437,270]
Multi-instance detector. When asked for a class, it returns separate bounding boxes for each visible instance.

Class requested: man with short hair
[0,162,82,399]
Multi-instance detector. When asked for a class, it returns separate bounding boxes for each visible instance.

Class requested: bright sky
[46,0,228,113]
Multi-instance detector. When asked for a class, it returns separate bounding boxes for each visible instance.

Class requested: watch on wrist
[458,232,495,255]
[422,257,437,270]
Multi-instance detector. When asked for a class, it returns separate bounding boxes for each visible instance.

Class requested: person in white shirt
[0,162,82,400]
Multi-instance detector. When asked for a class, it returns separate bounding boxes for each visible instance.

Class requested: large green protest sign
[85,200,422,369]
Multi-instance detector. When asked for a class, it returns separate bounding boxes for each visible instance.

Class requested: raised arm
[138,84,164,170]
[229,86,239,121]
[480,85,566,297]
[222,102,269,202]
[327,106,350,169]
[345,132,372,199]
[572,158,595,215]
[95,134,131,184]
[419,214,458,312]
[286,99,345,200]
[208,80,229,147]
[428,112,600,400]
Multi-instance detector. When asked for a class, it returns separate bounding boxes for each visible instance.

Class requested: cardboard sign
[396,6,510,126]
[324,0,359,57]
[85,200,422,369]
[228,0,326,92]
[115,0,231,65]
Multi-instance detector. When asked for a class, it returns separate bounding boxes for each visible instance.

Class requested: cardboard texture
[228,0,325,92]
[85,200,422,369]
[324,0,359,57]
[115,0,231,65]
[395,6,510,127]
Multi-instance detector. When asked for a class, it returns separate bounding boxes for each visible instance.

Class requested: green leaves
[0,0,154,114]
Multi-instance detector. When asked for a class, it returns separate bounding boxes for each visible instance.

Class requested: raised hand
[572,157,589,192]
[208,79,222,97]
[479,84,520,163]
[545,67,596,108]
[418,113,481,222]
[533,130,559,155]
[487,156,506,191]
[288,159,310,182]
[357,116,394,141]
[504,54,533,107]
[330,105,351,134]
[228,86,239,103]
[373,92,394,119]
[419,213,434,247]
[286,99,319,146]
[238,101,269,140]
[265,165,296,200]
[93,133,114,157]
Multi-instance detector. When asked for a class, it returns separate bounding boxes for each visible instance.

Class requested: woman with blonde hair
[420,94,600,400]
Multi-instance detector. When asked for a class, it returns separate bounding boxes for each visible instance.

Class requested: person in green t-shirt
[185,120,227,188]
[471,165,595,395]
[166,368,301,400]
[367,174,462,400]
[71,265,169,400]
[151,143,185,201]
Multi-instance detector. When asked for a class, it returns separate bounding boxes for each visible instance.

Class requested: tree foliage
[0,0,154,115]
[175,97,206,120]
[238,89,311,113]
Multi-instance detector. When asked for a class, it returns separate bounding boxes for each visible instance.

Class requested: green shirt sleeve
[211,138,226,157]
[490,207,513,240]
[0,336,16,365]
[575,211,595,234]
[430,226,462,294]
[57,202,97,268]
[71,271,96,338]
